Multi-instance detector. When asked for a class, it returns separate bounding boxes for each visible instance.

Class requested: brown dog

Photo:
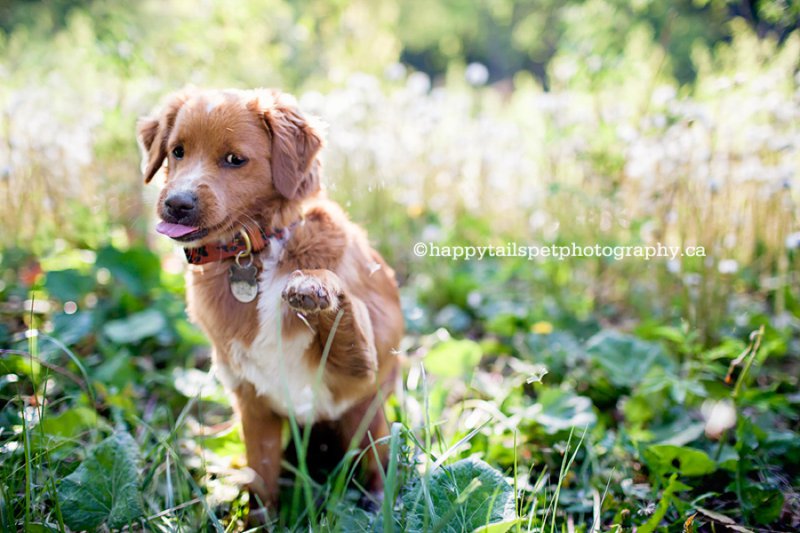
[137,88,404,515]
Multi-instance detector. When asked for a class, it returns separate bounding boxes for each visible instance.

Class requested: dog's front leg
[282,269,388,503]
[233,382,283,521]
[281,269,378,382]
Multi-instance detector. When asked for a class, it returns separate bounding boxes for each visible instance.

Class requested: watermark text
[413,242,705,261]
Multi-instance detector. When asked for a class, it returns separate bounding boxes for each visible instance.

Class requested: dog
[137,87,404,516]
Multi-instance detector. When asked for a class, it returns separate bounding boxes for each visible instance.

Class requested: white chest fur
[211,237,353,422]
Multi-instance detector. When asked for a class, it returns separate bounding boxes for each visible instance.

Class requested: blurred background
[0,0,799,530]
[1,0,798,340]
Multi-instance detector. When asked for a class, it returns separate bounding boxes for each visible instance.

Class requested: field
[0,1,799,531]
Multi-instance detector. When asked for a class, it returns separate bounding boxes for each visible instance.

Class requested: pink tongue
[156,221,199,238]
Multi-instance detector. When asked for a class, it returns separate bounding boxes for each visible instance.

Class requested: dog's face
[137,88,323,244]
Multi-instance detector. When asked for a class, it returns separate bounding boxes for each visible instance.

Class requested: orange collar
[183,224,294,265]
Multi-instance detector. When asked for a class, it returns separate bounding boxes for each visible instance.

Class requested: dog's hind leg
[335,393,391,510]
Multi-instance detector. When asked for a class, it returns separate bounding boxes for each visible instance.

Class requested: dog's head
[137,88,324,244]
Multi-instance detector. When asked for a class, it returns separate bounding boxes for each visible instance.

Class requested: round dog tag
[229,263,259,303]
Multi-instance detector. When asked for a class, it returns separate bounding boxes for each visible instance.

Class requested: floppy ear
[262,93,324,200]
[136,91,190,184]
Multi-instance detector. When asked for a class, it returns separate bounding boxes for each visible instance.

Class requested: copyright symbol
[413,242,427,257]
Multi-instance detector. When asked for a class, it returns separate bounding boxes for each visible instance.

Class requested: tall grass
[1,13,796,339]
[1,311,593,531]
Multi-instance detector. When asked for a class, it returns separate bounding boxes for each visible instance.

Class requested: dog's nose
[164,191,198,221]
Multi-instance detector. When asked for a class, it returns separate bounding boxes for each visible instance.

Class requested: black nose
[164,191,198,222]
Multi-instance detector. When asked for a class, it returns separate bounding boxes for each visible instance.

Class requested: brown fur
[138,88,404,516]
[235,382,283,511]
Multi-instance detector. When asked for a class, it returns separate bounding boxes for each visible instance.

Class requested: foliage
[1,237,797,530]
[0,0,798,531]
[400,458,515,532]
[57,431,144,531]
[2,1,798,342]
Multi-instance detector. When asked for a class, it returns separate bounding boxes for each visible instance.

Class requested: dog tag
[229,263,259,303]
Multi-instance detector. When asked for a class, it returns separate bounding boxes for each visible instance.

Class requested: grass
[0,6,798,529]
[0,240,798,532]
[1,301,583,532]
[0,303,542,531]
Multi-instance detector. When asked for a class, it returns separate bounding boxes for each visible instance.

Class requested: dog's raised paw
[282,270,339,314]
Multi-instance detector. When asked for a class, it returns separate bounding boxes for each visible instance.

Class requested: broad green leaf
[623,393,658,426]
[51,311,94,346]
[103,309,166,344]
[522,387,597,434]
[93,350,137,387]
[524,330,583,374]
[40,407,100,440]
[585,330,675,388]
[44,269,95,302]
[101,384,139,416]
[717,446,739,471]
[0,353,41,381]
[401,458,515,533]
[485,313,523,337]
[58,431,144,530]
[424,339,483,378]
[95,245,161,296]
[739,482,784,525]
[643,444,716,477]
[32,407,107,456]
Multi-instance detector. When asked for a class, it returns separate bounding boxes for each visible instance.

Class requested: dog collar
[183,223,295,265]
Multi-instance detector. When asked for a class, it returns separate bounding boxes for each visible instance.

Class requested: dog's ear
[262,93,324,200]
[137,90,191,184]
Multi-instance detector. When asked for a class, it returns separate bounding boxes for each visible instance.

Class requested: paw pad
[282,271,338,313]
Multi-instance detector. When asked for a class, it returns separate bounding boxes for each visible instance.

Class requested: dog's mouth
[155,221,209,242]
[156,216,235,244]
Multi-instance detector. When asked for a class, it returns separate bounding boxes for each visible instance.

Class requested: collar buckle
[183,222,298,266]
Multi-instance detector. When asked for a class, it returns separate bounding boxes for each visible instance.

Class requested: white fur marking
[213,235,354,422]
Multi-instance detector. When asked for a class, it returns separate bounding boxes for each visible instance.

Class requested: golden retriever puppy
[137,87,404,516]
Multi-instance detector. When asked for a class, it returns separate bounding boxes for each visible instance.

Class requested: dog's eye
[224,153,247,167]
[172,146,184,159]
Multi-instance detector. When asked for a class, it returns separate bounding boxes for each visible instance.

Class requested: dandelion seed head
[718,259,739,274]
[465,62,489,86]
